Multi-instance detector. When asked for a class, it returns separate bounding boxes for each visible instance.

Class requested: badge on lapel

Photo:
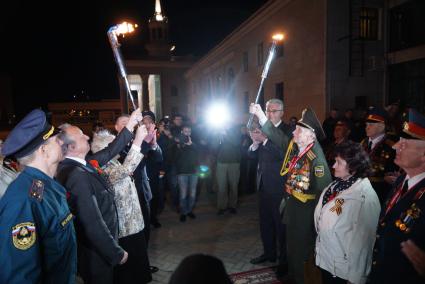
[314,165,324,177]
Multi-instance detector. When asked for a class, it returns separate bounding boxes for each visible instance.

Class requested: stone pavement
[148,192,277,283]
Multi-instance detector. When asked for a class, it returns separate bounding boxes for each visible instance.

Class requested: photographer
[174,125,199,222]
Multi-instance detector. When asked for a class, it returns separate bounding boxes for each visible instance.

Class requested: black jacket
[248,122,292,196]
[56,128,133,271]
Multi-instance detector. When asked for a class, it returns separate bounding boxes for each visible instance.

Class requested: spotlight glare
[206,102,230,128]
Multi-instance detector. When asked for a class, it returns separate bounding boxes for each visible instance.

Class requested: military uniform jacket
[370,174,425,283]
[361,136,397,183]
[56,127,133,268]
[262,120,332,262]
[0,166,77,284]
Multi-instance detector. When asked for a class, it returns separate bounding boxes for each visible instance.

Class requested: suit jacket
[248,122,291,196]
[370,174,425,284]
[132,141,162,204]
[56,127,133,268]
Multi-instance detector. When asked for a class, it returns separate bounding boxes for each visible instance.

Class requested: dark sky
[0,0,267,117]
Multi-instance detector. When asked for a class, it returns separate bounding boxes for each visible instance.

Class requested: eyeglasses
[266,109,283,113]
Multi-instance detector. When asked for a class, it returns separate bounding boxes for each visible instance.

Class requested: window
[360,7,378,40]
[257,42,263,66]
[171,85,178,96]
[275,42,284,58]
[275,82,284,101]
[242,51,249,72]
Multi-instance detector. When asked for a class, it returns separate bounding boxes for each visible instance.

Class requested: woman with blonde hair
[91,125,152,283]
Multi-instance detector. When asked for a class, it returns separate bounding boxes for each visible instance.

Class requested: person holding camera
[174,125,199,222]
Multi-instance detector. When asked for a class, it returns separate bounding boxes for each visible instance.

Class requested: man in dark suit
[56,109,142,284]
[249,99,291,277]
[370,109,425,284]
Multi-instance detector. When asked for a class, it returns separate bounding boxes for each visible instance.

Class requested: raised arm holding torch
[108,22,138,110]
[246,33,284,129]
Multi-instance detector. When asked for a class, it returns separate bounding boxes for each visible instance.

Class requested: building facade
[185,0,397,122]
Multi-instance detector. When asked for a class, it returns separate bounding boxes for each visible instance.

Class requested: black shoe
[149,266,159,273]
[151,221,162,228]
[228,208,237,214]
[187,212,196,219]
[250,254,276,264]
[275,263,288,278]
[180,214,186,222]
[217,209,226,215]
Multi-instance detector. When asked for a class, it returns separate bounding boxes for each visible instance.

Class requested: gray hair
[57,123,75,156]
[266,99,284,110]
[115,114,130,125]
[91,129,115,154]
[17,139,50,166]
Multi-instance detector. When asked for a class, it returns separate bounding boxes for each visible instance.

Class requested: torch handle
[246,40,278,130]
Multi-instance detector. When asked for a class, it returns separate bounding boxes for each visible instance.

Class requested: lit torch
[107,21,138,110]
[247,33,285,129]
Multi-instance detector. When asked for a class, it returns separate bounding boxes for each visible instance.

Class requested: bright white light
[206,102,230,128]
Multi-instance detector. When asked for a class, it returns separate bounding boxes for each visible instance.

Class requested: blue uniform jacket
[0,166,77,283]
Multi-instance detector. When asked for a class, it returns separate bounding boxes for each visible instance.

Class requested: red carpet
[230,266,283,284]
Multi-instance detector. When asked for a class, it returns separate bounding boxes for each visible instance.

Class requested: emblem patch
[314,165,324,177]
[12,222,36,250]
[61,213,73,227]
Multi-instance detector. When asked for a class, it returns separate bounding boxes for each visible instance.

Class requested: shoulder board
[306,150,316,161]
[29,179,44,201]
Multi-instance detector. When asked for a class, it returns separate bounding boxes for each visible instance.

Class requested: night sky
[0,0,267,117]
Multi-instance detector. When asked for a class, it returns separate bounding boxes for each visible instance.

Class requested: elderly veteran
[91,126,152,283]
[314,141,380,284]
[250,104,332,284]
[0,109,76,284]
[361,107,397,204]
[370,108,425,284]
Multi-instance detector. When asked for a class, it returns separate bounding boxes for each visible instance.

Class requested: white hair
[91,129,116,154]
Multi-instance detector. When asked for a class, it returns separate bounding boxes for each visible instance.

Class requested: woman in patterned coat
[91,126,152,283]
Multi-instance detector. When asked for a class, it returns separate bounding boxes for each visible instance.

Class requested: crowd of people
[0,99,424,284]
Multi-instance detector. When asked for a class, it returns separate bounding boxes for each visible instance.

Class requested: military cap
[1,109,60,158]
[297,108,326,141]
[402,108,425,140]
[142,110,156,122]
[366,107,387,123]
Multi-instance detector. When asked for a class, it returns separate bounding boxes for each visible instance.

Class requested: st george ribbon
[107,22,138,110]
[247,33,285,129]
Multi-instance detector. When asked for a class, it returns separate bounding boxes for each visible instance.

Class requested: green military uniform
[261,108,332,284]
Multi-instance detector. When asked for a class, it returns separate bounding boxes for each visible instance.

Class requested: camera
[178,133,190,144]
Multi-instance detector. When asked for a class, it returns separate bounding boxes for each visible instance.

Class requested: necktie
[367,141,372,152]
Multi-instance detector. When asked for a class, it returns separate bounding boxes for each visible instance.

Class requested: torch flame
[114,22,137,36]
[272,33,285,41]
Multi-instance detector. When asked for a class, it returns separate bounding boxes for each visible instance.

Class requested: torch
[246,33,285,129]
[107,22,138,110]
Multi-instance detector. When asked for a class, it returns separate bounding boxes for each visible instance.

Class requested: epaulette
[306,150,316,161]
[29,179,44,201]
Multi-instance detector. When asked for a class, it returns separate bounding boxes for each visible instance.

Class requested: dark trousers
[78,244,113,284]
[114,231,152,284]
[136,186,151,244]
[258,191,287,265]
[320,268,346,284]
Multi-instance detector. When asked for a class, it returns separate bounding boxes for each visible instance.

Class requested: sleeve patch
[12,222,36,250]
[314,165,325,177]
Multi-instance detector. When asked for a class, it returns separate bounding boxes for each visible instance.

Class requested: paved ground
[148,191,277,283]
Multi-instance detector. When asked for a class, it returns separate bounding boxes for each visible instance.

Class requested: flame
[272,33,285,41]
[114,22,137,36]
